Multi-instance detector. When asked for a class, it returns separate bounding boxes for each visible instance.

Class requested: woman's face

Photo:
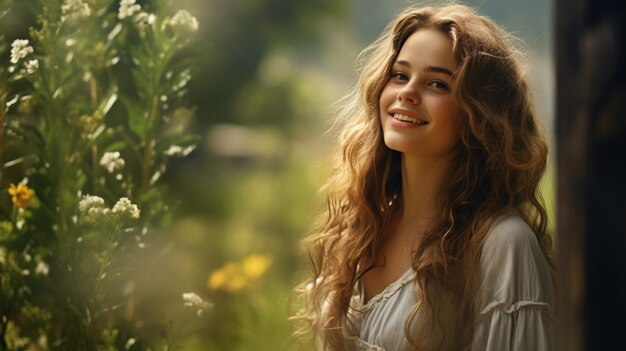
[379,29,461,160]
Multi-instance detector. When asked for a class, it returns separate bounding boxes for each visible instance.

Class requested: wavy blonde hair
[293,4,554,350]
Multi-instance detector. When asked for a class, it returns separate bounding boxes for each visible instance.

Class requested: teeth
[392,113,427,125]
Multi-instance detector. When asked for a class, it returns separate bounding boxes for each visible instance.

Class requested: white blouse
[345,213,555,350]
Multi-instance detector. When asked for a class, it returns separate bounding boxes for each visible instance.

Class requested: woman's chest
[350,269,418,350]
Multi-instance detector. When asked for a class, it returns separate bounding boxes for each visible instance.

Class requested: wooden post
[556,0,626,350]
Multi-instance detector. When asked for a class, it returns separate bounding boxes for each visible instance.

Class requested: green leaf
[119,95,148,141]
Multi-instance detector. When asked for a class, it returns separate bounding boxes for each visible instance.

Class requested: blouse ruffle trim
[357,268,416,311]
[476,300,555,321]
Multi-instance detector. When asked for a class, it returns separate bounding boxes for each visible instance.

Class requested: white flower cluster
[61,0,91,21]
[135,11,156,32]
[118,0,141,20]
[79,195,140,221]
[112,197,140,219]
[25,59,39,74]
[182,292,213,317]
[164,145,196,157]
[10,39,34,64]
[99,151,125,173]
[117,0,156,34]
[173,70,192,92]
[36,260,49,275]
[79,195,106,214]
[79,195,109,222]
[170,10,199,32]
[10,39,39,76]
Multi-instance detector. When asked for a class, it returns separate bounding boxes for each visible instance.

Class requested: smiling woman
[293,4,555,351]
[379,29,461,160]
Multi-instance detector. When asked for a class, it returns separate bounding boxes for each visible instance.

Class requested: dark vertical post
[556,0,626,350]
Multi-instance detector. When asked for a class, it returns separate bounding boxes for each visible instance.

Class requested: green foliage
[0,0,201,349]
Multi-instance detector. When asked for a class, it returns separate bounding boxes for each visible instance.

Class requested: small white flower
[108,23,123,42]
[79,195,105,213]
[170,10,199,32]
[164,145,196,157]
[88,207,105,216]
[99,151,125,173]
[37,334,48,348]
[125,338,136,350]
[25,59,39,74]
[182,292,212,311]
[78,195,111,222]
[112,197,140,219]
[61,0,91,21]
[35,261,49,275]
[134,11,156,32]
[118,0,141,20]
[10,39,34,64]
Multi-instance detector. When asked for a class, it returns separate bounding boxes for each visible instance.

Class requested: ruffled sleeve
[472,214,556,351]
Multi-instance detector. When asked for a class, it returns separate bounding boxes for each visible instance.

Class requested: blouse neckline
[356,267,417,310]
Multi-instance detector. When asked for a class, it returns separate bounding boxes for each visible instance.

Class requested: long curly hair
[293,4,555,350]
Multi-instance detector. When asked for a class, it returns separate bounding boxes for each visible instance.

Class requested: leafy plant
[0,0,201,349]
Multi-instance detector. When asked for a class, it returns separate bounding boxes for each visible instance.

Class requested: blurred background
[1,0,554,349]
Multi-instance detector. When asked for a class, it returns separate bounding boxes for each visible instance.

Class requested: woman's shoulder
[477,211,554,304]
[482,212,537,251]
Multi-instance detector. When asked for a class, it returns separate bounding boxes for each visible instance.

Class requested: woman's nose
[397,84,420,104]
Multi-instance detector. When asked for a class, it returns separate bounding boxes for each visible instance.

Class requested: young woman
[294,4,556,351]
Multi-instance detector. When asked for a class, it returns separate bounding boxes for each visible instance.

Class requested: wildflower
[170,10,199,32]
[61,0,91,21]
[24,59,39,74]
[118,0,141,20]
[182,292,212,309]
[125,338,136,350]
[164,144,196,157]
[135,11,156,32]
[78,194,105,213]
[208,262,244,292]
[99,151,125,173]
[112,197,140,219]
[79,195,108,223]
[8,182,35,209]
[208,254,273,292]
[10,39,34,64]
[35,260,49,276]
[241,253,273,279]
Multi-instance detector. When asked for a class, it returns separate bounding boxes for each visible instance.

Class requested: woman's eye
[428,81,449,90]
[391,71,408,81]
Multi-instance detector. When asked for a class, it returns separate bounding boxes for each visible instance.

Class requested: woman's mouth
[391,113,428,125]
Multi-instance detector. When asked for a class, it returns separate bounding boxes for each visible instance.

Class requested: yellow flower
[225,272,247,293]
[8,182,35,209]
[207,253,274,293]
[208,262,240,291]
[241,254,273,279]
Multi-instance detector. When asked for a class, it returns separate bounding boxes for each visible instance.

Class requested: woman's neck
[399,153,452,225]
